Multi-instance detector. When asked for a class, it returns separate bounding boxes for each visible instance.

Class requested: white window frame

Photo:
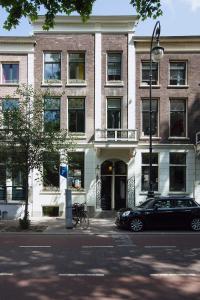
[168,60,188,86]
[141,98,159,138]
[140,60,159,86]
[169,98,187,138]
[106,51,123,84]
[1,62,19,85]
[141,152,159,192]
[43,51,62,84]
[169,152,187,192]
[67,51,86,85]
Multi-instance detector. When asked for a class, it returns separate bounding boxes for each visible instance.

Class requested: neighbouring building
[0,16,200,219]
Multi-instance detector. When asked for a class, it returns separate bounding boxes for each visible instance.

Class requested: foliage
[0,0,163,30]
[0,85,74,228]
[130,0,162,20]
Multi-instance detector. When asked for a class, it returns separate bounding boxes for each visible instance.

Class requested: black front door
[115,176,126,210]
[101,175,112,210]
[100,160,127,210]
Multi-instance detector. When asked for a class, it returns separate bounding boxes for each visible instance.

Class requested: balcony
[94,129,138,149]
[196,131,200,154]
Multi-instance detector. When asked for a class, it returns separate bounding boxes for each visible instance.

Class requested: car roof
[155,196,193,200]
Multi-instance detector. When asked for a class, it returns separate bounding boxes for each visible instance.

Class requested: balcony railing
[196,132,200,145]
[95,129,138,142]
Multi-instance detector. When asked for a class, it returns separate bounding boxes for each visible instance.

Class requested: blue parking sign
[60,164,68,178]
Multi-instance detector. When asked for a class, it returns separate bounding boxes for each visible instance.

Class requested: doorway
[100,160,127,210]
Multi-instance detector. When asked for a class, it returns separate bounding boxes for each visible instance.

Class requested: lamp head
[151,46,164,63]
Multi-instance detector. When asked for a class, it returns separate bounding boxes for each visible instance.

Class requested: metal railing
[196,131,200,145]
[95,129,138,142]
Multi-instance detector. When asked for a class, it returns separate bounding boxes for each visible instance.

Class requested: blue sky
[0,0,200,36]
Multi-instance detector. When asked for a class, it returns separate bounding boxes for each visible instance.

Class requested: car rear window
[174,199,197,208]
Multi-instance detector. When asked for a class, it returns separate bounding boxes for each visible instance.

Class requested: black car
[115,196,200,232]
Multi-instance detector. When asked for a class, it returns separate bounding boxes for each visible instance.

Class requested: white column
[128,33,136,130]
[27,53,34,86]
[95,32,102,130]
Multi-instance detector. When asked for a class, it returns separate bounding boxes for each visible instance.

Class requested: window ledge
[71,190,86,194]
[140,136,161,140]
[167,85,189,89]
[0,201,23,205]
[66,81,87,87]
[140,84,160,89]
[0,83,19,86]
[168,137,190,140]
[40,190,61,195]
[70,133,86,139]
[105,81,124,87]
[41,81,63,87]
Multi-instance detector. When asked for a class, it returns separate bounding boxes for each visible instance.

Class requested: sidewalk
[0,217,119,235]
[31,217,118,235]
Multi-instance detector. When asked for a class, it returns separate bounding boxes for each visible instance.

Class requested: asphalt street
[0,233,199,300]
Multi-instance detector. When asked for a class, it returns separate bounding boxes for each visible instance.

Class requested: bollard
[65,189,73,229]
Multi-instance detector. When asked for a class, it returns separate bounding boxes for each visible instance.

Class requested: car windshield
[137,199,155,209]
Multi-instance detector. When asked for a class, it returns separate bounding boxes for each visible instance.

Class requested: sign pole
[60,164,73,229]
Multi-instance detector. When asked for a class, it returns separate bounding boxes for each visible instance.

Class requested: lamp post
[147,21,164,198]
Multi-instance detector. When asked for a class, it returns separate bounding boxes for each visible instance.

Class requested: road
[0,232,199,300]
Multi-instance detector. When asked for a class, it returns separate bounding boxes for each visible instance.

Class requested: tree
[1,0,162,30]
[0,85,74,228]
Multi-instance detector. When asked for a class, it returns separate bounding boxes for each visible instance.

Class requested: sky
[0,0,200,36]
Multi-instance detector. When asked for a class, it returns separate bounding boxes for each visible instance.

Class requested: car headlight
[122,210,131,217]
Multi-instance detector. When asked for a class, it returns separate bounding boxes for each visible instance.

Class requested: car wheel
[191,218,200,231]
[130,218,144,232]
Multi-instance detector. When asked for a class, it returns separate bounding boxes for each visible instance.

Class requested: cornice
[32,15,138,34]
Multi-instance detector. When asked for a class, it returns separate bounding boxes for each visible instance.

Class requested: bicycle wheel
[72,216,79,227]
[80,212,89,229]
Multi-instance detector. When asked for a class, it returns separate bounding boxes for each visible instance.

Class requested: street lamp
[147,21,164,198]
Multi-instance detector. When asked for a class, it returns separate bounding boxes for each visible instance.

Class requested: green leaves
[0,0,163,30]
[130,0,162,20]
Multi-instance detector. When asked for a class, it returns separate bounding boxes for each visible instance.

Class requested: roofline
[0,36,35,44]
[34,15,138,24]
[135,35,200,42]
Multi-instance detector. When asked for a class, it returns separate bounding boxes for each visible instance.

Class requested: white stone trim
[128,32,136,130]
[33,16,137,34]
[95,32,102,130]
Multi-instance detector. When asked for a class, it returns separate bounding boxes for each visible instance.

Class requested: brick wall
[136,51,200,144]
[34,34,95,142]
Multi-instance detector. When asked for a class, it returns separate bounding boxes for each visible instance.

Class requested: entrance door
[100,160,127,210]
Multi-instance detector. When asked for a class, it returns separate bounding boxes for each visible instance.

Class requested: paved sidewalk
[0,217,118,235]
[31,217,118,235]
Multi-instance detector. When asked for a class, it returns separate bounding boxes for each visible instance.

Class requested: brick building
[0,16,200,219]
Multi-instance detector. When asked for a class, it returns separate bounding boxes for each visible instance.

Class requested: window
[43,153,60,188]
[107,53,122,81]
[142,99,158,136]
[141,153,158,191]
[69,53,85,82]
[68,152,84,189]
[170,153,186,192]
[2,99,19,128]
[2,63,19,84]
[154,199,172,208]
[169,62,187,85]
[141,61,158,85]
[107,98,121,138]
[170,99,186,137]
[68,98,85,133]
[44,53,61,81]
[44,97,60,131]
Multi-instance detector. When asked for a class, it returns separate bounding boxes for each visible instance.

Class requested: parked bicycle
[72,202,89,229]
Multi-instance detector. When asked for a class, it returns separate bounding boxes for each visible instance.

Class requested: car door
[172,199,193,229]
[150,199,174,229]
